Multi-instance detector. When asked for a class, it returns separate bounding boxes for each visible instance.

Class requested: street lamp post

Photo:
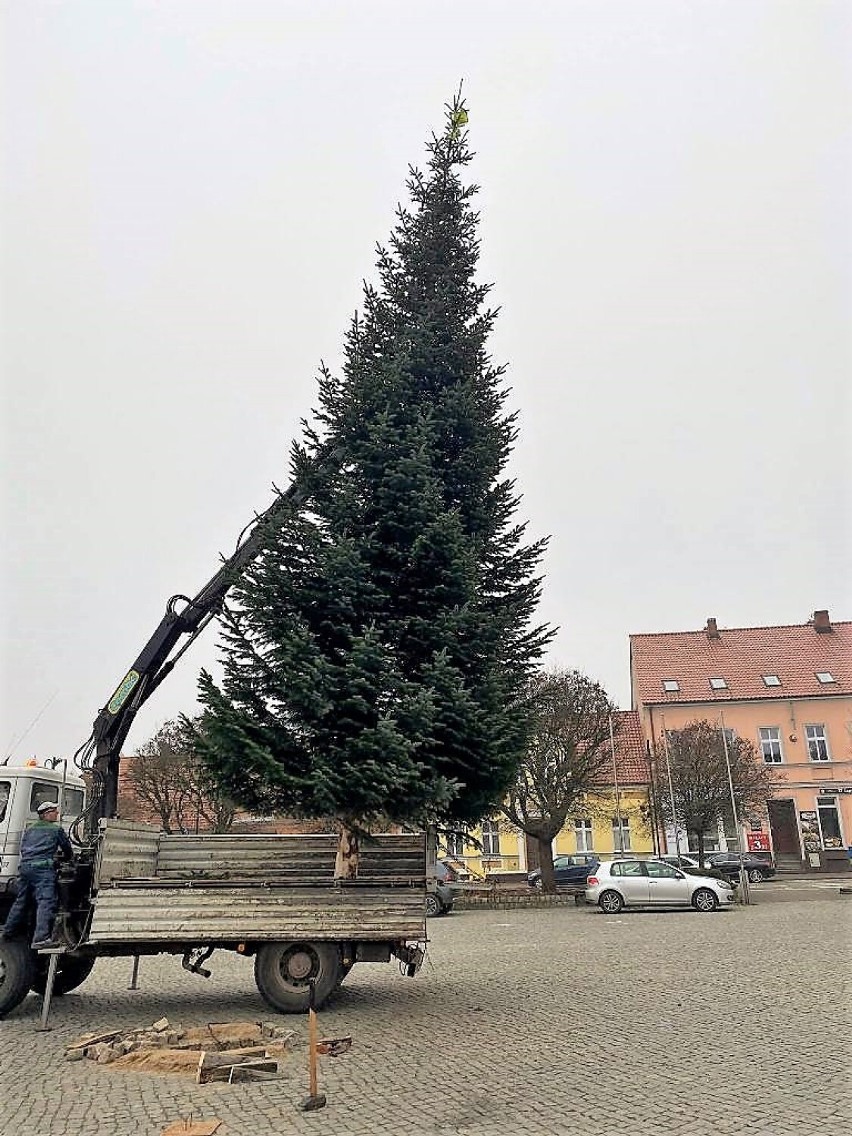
[719,711,750,905]
[609,716,627,855]
[660,717,683,858]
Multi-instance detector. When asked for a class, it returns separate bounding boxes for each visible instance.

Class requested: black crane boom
[83,456,324,834]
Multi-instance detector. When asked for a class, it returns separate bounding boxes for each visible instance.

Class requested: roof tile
[590,709,648,785]
[630,618,852,705]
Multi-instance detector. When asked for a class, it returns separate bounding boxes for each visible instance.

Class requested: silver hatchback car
[585,859,735,913]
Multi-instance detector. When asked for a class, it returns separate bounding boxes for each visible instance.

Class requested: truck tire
[30,955,96,997]
[0,939,36,1017]
[254,942,343,1014]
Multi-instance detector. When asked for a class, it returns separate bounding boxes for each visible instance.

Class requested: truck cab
[0,763,86,900]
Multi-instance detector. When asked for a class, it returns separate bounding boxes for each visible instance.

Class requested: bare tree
[652,720,783,865]
[189,761,238,834]
[500,669,618,892]
[124,719,236,833]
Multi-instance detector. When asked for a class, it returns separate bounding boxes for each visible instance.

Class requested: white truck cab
[0,763,86,894]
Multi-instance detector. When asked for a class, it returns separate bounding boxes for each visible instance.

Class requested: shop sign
[799,810,822,853]
[747,831,771,852]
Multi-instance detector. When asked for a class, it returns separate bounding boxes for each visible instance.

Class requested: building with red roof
[630,610,852,870]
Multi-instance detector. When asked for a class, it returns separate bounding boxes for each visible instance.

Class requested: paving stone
[0,894,848,1134]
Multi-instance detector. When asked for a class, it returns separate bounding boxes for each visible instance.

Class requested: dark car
[705,852,776,883]
[527,853,600,889]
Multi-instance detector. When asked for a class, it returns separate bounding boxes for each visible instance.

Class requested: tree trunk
[536,835,556,892]
[335,823,359,879]
[694,831,705,868]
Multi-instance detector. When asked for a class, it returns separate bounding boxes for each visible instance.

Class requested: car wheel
[748,868,764,883]
[692,888,718,913]
[254,942,343,1014]
[598,890,623,914]
[425,893,442,917]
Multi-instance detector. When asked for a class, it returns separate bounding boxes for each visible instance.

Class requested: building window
[662,679,680,692]
[612,816,631,852]
[758,727,783,764]
[574,818,594,852]
[815,672,836,684]
[709,677,728,690]
[817,797,843,849]
[445,831,465,859]
[481,819,501,856]
[805,724,830,762]
[761,674,781,687]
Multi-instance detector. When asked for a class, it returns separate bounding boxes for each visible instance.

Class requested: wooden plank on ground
[161,1121,221,1136]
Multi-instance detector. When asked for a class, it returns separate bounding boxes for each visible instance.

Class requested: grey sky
[2,1,850,763]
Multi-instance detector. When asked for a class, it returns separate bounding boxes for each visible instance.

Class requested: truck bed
[87,821,426,945]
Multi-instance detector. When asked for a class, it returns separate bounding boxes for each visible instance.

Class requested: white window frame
[445,831,465,859]
[805,724,830,762]
[815,672,836,685]
[709,677,728,690]
[574,818,594,852]
[662,679,680,692]
[761,674,781,687]
[480,819,501,857]
[611,815,631,852]
[758,726,783,764]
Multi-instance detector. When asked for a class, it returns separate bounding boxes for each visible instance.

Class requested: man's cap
[36,801,60,814]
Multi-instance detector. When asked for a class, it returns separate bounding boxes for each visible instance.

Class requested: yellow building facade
[439,710,654,878]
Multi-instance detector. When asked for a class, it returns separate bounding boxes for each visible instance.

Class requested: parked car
[527,853,599,889]
[656,854,702,870]
[704,852,776,883]
[426,863,455,916]
[585,859,735,913]
[658,854,736,886]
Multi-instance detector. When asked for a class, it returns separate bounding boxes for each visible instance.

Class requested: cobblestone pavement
[1,895,849,1136]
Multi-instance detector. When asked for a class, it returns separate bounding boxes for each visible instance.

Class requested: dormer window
[662,679,680,693]
[761,674,781,687]
[709,677,728,690]
[815,672,836,684]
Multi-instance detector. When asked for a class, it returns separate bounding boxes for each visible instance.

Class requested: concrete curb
[454,890,582,910]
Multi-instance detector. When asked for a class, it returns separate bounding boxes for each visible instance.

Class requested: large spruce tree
[195,97,551,835]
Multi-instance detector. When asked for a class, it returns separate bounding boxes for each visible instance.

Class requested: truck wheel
[254,942,343,1014]
[0,939,36,1017]
[30,955,96,997]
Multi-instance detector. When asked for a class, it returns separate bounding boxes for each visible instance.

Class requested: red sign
[747,832,771,852]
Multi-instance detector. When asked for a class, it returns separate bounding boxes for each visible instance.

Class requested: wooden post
[300,978,327,1110]
[308,996,318,1098]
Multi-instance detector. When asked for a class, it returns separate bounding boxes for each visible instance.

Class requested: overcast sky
[2,1,850,764]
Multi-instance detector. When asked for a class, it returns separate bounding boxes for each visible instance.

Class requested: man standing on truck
[1,801,73,949]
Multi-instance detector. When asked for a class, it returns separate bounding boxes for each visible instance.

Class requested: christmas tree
[196,96,551,852]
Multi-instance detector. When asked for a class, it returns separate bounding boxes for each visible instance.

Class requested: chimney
[705,617,720,640]
[813,609,832,633]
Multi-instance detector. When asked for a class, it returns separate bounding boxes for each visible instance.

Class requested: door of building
[768,799,799,855]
